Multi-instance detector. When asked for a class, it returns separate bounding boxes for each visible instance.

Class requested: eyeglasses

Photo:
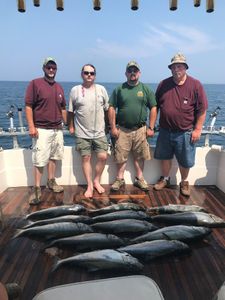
[45,66,57,70]
[127,68,139,74]
[83,71,95,76]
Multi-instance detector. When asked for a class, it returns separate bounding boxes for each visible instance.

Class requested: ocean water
[0,81,224,149]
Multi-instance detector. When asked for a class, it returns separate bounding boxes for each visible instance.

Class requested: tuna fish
[23,215,91,229]
[148,204,208,215]
[44,233,125,251]
[119,240,190,261]
[52,249,144,272]
[88,203,145,216]
[26,204,86,220]
[130,225,212,244]
[92,210,151,223]
[13,222,93,240]
[152,212,225,227]
[91,219,157,234]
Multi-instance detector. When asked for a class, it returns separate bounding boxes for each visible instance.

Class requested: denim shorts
[154,128,196,168]
[76,136,108,156]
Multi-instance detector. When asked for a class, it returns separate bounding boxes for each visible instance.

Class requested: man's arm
[108,106,119,138]
[146,106,157,137]
[67,111,75,135]
[192,111,207,142]
[25,105,38,138]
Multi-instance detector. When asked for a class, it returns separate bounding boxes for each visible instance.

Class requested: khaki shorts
[76,136,108,156]
[114,126,151,163]
[32,128,64,167]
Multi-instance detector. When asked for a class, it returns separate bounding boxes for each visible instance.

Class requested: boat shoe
[154,176,170,190]
[133,177,149,191]
[180,180,190,197]
[28,186,42,205]
[111,178,125,191]
[47,178,64,193]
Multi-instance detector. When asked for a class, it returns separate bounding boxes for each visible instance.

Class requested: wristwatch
[149,127,154,131]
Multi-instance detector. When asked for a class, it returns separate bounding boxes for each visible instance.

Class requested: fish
[151,212,225,227]
[22,215,91,229]
[26,204,86,220]
[43,233,125,251]
[52,249,144,272]
[130,225,212,244]
[13,222,93,240]
[91,219,157,234]
[88,203,145,217]
[92,210,151,223]
[147,204,208,215]
[118,240,190,261]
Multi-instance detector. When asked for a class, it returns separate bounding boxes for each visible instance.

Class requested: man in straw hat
[108,61,157,191]
[154,53,208,196]
[25,57,67,205]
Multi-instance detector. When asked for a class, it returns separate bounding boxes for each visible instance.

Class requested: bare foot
[84,186,93,198]
[94,182,105,194]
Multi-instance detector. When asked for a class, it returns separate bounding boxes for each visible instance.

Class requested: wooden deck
[0,184,224,300]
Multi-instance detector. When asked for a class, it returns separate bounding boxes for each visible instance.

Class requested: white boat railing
[0,106,224,149]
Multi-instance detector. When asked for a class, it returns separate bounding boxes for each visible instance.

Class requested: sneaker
[29,186,42,205]
[180,181,190,197]
[133,177,149,191]
[154,176,170,190]
[111,178,125,191]
[5,283,22,300]
[47,178,64,193]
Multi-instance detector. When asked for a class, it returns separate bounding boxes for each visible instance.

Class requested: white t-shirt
[68,84,109,139]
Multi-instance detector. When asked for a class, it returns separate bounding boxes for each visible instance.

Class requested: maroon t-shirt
[25,77,66,129]
[155,75,208,131]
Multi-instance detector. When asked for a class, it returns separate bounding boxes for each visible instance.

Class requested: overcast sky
[0,0,225,83]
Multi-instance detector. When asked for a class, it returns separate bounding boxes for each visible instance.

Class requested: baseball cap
[43,57,57,66]
[126,61,140,70]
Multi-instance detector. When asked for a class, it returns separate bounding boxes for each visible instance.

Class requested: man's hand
[110,127,120,139]
[29,126,38,138]
[191,128,202,143]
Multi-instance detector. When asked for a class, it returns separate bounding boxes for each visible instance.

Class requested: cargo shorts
[114,126,151,163]
[32,128,64,167]
[76,136,108,156]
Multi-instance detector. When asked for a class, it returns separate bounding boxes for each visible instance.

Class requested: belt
[123,123,146,131]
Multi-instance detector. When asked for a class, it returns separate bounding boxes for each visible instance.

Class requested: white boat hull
[0,146,225,194]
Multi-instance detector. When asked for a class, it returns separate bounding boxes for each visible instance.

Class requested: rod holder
[131,0,139,10]
[93,0,101,11]
[56,0,64,11]
[33,0,40,7]
[206,0,214,12]
[169,0,178,11]
[194,0,201,7]
[17,0,26,12]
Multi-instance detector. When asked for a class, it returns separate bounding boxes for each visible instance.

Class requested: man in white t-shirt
[68,64,109,198]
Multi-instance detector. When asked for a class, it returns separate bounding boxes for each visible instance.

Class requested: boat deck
[0,184,224,300]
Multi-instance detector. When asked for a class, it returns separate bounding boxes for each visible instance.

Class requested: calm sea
[0,81,224,149]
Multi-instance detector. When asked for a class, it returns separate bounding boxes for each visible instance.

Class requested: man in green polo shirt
[108,61,157,191]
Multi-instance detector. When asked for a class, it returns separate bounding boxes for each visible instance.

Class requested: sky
[0,0,225,84]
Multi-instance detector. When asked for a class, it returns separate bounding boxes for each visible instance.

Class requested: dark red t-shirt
[156,75,208,131]
[25,77,66,129]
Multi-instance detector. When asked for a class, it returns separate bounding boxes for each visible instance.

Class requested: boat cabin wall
[0,146,224,194]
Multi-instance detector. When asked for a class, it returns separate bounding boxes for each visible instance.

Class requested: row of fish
[13,202,224,272]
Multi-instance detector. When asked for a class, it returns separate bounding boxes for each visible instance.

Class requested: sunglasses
[83,71,95,76]
[127,68,139,74]
[45,66,57,70]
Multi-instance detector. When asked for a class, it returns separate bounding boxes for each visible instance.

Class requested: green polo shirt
[109,82,156,129]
